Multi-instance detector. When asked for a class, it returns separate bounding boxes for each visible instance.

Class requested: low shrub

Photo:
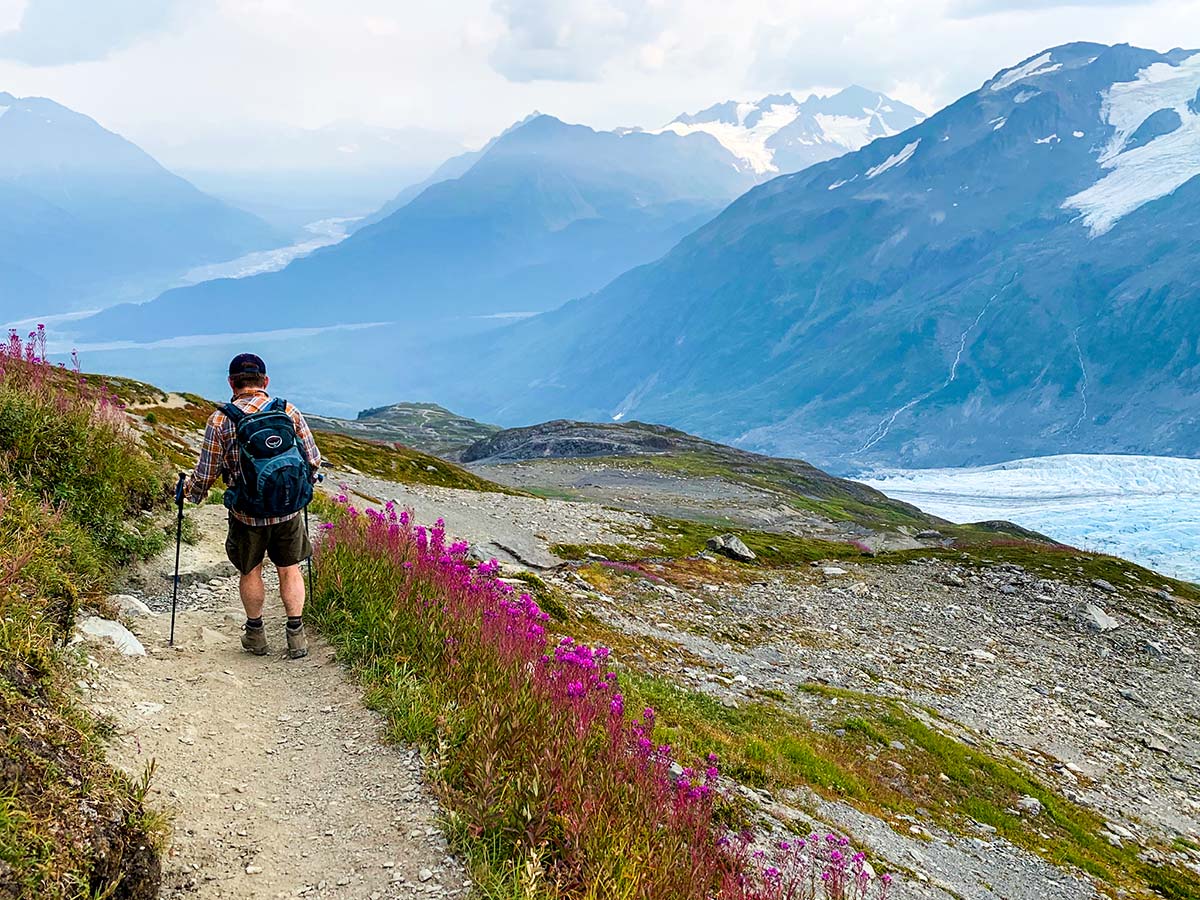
[311,498,892,899]
[0,327,166,899]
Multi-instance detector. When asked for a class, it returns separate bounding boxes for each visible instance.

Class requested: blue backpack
[222,397,313,518]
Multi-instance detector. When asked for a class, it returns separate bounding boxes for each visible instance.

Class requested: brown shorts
[225,513,312,575]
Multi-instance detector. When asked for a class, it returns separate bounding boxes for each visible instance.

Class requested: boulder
[75,617,146,656]
[705,534,756,562]
[110,593,154,616]
[1078,603,1119,632]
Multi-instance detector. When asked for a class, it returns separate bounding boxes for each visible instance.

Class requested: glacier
[861,454,1200,583]
[1063,51,1200,236]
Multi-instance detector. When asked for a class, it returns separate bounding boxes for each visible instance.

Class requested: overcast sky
[0,0,1195,159]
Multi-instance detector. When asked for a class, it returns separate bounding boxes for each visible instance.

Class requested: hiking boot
[286,623,308,659]
[241,623,269,656]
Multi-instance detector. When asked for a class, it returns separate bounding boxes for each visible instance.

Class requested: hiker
[184,353,322,659]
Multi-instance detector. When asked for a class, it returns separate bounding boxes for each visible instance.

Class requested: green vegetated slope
[123,391,517,494]
[462,419,945,528]
[0,353,169,899]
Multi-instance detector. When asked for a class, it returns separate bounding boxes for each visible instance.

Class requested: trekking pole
[169,473,186,647]
[304,502,313,602]
[304,473,324,601]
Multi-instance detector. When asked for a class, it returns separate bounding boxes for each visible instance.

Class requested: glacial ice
[862,454,1200,583]
[1063,52,1200,236]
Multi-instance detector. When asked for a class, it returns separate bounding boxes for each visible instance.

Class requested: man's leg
[239,565,267,619]
[277,564,305,617]
[267,515,312,659]
[279,564,308,658]
[227,516,270,655]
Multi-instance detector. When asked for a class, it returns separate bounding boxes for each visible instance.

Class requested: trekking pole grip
[174,472,187,508]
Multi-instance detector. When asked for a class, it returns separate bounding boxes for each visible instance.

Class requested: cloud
[950,0,1145,14]
[487,0,668,82]
[0,0,190,66]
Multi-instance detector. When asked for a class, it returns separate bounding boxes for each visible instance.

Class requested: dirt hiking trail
[83,505,468,899]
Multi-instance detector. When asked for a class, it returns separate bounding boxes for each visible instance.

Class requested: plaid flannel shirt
[187,389,322,526]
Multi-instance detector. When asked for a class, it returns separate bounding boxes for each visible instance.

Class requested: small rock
[1092,578,1118,594]
[821,566,848,576]
[1143,734,1170,754]
[916,530,943,540]
[418,868,433,883]
[1142,640,1168,658]
[245,865,263,875]
[1077,603,1119,632]
[111,594,154,616]
[1017,795,1043,816]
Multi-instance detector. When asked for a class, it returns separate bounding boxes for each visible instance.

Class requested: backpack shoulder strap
[269,397,287,412]
[222,402,247,424]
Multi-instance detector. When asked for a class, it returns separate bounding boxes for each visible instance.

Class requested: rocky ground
[556,553,1199,849]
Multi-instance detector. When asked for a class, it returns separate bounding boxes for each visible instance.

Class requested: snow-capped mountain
[399,43,1200,470]
[0,91,280,319]
[658,86,925,175]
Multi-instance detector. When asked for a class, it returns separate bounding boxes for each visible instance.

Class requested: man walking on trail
[185,353,322,659]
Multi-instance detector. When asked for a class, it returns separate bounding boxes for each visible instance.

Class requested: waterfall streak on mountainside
[857,277,1013,453]
[1070,327,1090,435]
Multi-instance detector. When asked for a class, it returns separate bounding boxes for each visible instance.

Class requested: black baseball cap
[228,353,267,376]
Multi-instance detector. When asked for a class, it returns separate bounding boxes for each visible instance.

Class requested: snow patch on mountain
[1064,51,1200,236]
[863,454,1200,582]
[866,140,920,179]
[991,52,1063,92]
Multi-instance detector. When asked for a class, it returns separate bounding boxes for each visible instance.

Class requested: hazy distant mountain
[415,43,1200,470]
[146,121,469,232]
[355,114,544,231]
[0,91,281,320]
[78,114,758,340]
[659,86,926,175]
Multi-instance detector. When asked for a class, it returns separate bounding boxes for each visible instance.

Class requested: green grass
[553,515,863,568]
[0,361,169,898]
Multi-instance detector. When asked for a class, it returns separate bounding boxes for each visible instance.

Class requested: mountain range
[74,86,923,343]
[76,113,760,340]
[385,42,1200,470]
[0,91,281,321]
